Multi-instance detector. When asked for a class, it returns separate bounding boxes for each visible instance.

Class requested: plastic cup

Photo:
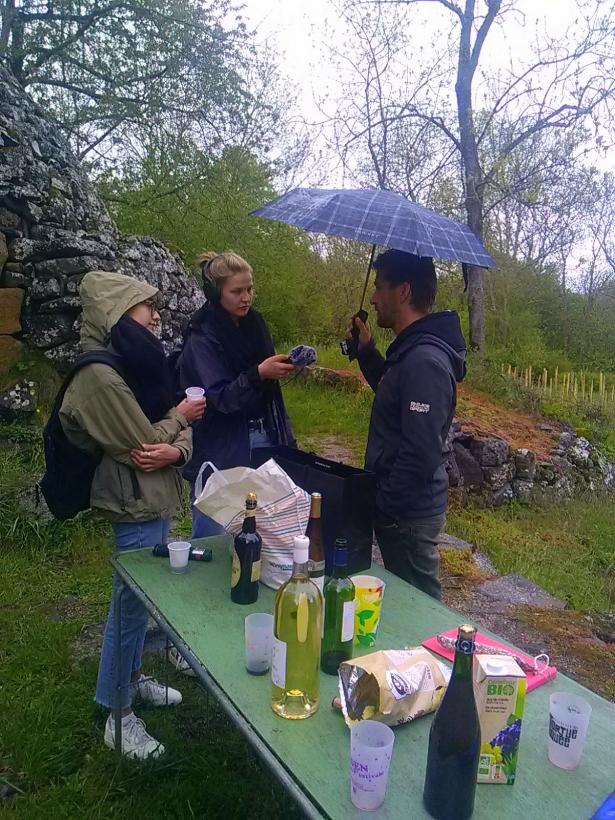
[350,720,395,811]
[245,613,274,675]
[352,575,386,648]
[185,386,205,401]
[168,541,191,574]
[548,692,592,769]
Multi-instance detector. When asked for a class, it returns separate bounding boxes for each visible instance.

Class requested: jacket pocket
[116,465,128,511]
[128,469,142,500]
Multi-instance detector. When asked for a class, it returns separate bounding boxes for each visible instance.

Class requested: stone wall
[447,425,615,505]
[0,67,203,371]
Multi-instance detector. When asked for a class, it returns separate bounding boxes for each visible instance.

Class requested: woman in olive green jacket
[60,271,205,760]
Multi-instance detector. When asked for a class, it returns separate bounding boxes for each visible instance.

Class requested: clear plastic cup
[352,575,386,648]
[350,720,395,811]
[168,541,191,574]
[185,386,205,401]
[245,613,274,675]
[548,692,592,769]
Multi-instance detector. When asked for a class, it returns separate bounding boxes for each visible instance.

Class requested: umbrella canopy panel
[251,187,494,269]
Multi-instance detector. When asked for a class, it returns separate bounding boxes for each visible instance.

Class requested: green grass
[0,357,297,820]
[282,377,371,463]
[283,377,615,614]
[1,352,613,814]
[465,354,615,458]
[0,463,297,818]
[446,499,615,612]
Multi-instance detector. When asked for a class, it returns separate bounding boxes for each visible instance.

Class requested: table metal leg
[111,559,323,819]
[165,637,170,708]
[113,580,125,758]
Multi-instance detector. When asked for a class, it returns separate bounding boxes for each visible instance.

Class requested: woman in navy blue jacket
[178,251,297,537]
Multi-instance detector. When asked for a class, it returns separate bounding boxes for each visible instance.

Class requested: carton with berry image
[474,654,526,784]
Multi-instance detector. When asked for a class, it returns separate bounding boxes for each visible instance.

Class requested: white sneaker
[168,645,195,677]
[104,713,164,760]
[135,674,182,706]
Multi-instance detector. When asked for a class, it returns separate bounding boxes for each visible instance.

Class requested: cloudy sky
[242,0,612,177]
[243,0,598,118]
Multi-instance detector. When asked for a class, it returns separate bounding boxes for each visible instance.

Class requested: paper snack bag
[337,648,450,728]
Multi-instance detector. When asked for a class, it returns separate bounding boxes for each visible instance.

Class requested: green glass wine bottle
[230,492,262,605]
[321,538,355,675]
[423,624,480,820]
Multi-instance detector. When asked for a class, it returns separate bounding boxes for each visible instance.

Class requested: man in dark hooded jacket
[347,249,466,599]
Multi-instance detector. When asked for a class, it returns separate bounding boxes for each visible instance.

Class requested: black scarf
[208,303,275,380]
[110,315,175,423]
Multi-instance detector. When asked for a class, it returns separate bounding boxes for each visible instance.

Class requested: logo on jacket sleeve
[409,401,430,413]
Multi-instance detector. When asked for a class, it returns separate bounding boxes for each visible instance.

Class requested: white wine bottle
[271,535,323,720]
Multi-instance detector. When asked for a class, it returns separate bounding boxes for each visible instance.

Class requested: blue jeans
[95,518,170,709]
[190,428,276,538]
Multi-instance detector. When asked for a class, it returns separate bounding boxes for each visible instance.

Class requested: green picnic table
[112,537,614,819]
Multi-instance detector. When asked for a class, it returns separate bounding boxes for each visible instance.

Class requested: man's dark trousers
[375,512,445,600]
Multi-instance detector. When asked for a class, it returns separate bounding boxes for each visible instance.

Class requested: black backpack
[40,351,125,520]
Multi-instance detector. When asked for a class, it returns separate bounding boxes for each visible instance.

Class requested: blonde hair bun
[197,251,253,286]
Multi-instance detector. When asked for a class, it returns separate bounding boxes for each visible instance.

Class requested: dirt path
[327,368,566,461]
[457,384,566,460]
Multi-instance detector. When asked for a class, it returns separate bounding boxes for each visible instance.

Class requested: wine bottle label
[251,559,261,583]
[271,637,287,688]
[342,600,355,642]
[310,574,324,596]
[296,593,309,643]
[230,548,240,588]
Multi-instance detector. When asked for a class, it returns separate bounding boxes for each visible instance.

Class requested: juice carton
[474,654,526,784]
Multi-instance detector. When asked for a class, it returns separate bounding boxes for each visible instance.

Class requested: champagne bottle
[423,624,481,820]
[271,535,322,719]
[230,492,262,605]
[321,538,355,675]
[306,492,325,596]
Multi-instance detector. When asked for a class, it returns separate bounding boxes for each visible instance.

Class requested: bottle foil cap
[293,535,310,564]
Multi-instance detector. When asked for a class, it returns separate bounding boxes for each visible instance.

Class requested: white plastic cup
[548,692,592,770]
[350,720,395,811]
[245,613,274,675]
[185,386,205,401]
[168,541,191,574]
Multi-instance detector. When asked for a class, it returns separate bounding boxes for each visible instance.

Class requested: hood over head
[79,271,158,351]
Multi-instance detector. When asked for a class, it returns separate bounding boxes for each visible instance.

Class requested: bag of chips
[337,647,450,728]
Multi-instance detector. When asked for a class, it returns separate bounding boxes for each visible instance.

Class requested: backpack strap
[53,351,126,414]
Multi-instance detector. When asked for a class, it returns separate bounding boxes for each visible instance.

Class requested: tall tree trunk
[455,1,486,351]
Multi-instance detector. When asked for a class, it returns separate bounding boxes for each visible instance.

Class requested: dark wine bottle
[306,492,325,596]
[231,492,262,605]
[423,624,480,820]
[321,539,355,675]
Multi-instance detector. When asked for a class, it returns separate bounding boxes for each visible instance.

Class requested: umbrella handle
[341,244,375,360]
[340,309,369,361]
